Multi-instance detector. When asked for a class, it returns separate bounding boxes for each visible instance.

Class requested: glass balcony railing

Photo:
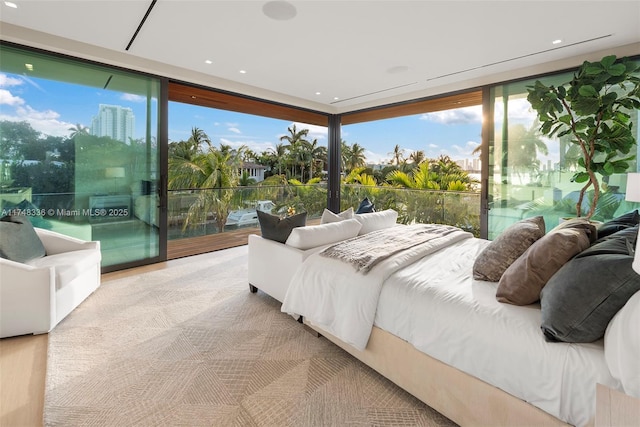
[168,184,481,240]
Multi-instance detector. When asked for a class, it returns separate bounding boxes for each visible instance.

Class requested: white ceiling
[1,0,639,114]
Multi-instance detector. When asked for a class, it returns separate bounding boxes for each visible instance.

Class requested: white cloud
[219,137,274,154]
[293,122,328,142]
[2,105,74,137]
[420,105,482,125]
[364,150,390,165]
[494,97,536,126]
[0,89,25,106]
[428,143,438,149]
[121,93,145,102]
[228,127,241,134]
[0,74,23,88]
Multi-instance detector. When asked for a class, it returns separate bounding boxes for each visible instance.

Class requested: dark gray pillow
[257,210,307,243]
[540,235,640,343]
[473,216,545,282]
[355,197,375,214]
[596,210,640,240]
[0,215,46,263]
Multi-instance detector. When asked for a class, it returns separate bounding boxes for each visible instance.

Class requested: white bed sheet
[374,237,620,427]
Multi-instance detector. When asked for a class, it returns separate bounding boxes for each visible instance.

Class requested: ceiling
[1,0,639,114]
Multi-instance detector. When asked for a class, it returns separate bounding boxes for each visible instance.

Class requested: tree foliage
[526,55,640,218]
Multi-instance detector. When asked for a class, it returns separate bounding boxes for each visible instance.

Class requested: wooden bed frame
[304,319,573,427]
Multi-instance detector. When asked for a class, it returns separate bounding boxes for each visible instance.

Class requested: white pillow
[355,209,398,235]
[320,207,354,224]
[285,218,362,250]
[604,289,640,398]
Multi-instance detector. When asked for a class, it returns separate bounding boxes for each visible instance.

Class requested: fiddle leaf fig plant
[527,55,640,219]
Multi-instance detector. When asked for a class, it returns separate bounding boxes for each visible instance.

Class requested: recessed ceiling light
[262,1,297,21]
[239,70,247,74]
[204,60,212,64]
[333,97,340,101]
[25,63,33,71]
[191,96,196,99]
[552,39,562,45]
[4,2,17,8]
[315,92,321,96]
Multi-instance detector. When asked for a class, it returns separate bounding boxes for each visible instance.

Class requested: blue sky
[0,71,543,166]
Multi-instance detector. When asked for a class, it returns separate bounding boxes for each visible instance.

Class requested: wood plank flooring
[0,334,48,427]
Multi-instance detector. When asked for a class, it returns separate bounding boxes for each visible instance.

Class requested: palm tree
[429,155,474,190]
[169,131,242,232]
[311,144,327,179]
[280,124,310,179]
[388,144,405,166]
[189,127,212,150]
[507,124,549,184]
[408,150,426,166]
[268,143,288,175]
[68,123,89,139]
[345,143,367,173]
[386,162,440,190]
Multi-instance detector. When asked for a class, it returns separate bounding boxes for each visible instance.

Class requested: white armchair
[0,227,102,338]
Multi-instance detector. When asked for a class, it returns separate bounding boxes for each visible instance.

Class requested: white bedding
[281,225,472,350]
[283,231,621,426]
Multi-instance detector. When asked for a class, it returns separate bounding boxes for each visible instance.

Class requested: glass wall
[0,44,161,269]
[340,104,483,236]
[487,65,640,239]
[167,100,328,241]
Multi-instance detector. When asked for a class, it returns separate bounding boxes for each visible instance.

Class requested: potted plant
[526,55,640,219]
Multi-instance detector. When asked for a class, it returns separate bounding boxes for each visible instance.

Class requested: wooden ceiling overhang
[169,81,483,128]
[169,82,329,127]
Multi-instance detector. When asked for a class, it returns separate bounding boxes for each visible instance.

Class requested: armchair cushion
[0,215,46,263]
[27,249,102,289]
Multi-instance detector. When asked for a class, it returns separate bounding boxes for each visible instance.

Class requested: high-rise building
[90,104,135,143]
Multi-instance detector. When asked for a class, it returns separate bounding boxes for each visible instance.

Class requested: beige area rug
[44,246,457,426]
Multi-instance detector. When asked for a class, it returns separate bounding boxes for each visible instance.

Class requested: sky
[0,71,547,167]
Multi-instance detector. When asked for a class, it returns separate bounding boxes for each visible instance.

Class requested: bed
[278,214,640,426]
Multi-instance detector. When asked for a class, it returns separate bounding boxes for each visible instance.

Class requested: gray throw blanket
[320,224,465,273]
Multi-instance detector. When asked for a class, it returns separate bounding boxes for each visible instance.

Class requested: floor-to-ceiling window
[165,82,329,258]
[167,101,328,240]
[0,43,161,271]
[487,62,640,239]
[341,92,483,236]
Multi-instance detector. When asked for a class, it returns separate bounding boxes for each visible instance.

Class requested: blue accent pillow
[257,210,307,243]
[0,215,46,263]
[355,197,375,214]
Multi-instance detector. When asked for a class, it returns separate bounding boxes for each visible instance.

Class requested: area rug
[44,246,456,426]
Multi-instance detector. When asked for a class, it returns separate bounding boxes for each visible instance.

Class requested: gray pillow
[0,215,46,263]
[473,216,545,282]
[540,235,640,343]
[257,210,307,243]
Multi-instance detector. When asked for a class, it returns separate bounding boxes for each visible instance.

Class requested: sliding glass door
[487,68,640,239]
[0,43,162,271]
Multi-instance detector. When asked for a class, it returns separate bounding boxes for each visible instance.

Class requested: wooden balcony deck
[166,218,321,260]
[167,226,259,259]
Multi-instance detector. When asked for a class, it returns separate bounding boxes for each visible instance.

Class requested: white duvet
[281,225,472,350]
[281,232,620,426]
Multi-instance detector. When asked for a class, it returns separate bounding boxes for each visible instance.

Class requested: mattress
[374,237,620,427]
